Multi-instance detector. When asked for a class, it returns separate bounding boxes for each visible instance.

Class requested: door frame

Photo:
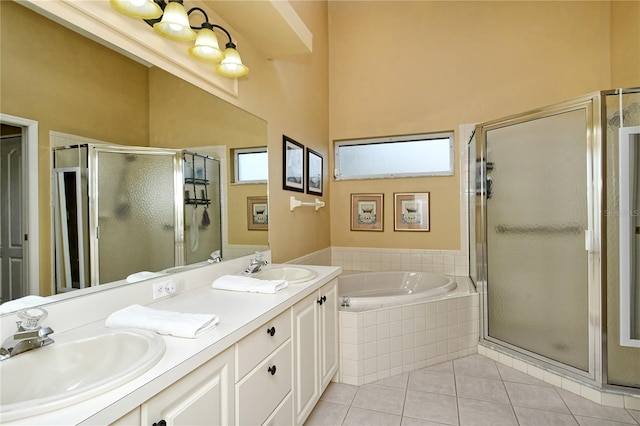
[0,113,39,297]
[473,93,603,384]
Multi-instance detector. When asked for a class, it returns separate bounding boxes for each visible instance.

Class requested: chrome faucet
[208,250,222,263]
[0,307,54,361]
[243,252,268,275]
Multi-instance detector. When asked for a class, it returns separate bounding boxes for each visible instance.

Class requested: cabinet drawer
[236,309,291,379]
[236,340,292,426]
[263,392,292,426]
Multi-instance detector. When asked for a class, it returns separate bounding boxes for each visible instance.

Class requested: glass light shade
[189,28,224,62]
[110,0,162,19]
[216,46,249,78]
[153,1,196,41]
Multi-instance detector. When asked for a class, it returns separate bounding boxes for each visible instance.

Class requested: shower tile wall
[338,283,479,386]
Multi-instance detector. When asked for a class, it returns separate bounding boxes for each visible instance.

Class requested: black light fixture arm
[187,7,236,47]
[143,0,236,47]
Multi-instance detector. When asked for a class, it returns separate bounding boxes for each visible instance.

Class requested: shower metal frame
[474,92,604,385]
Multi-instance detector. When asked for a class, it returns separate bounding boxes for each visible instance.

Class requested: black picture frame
[306,148,323,196]
[283,135,304,192]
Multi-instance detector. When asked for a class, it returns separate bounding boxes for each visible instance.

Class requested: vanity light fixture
[110,0,249,78]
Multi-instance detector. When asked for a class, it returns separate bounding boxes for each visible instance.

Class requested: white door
[0,134,25,303]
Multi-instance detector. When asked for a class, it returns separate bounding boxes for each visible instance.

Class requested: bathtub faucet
[0,308,54,361]
[243,252,268,275]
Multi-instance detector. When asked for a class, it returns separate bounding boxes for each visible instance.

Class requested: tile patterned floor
[305,354,640,426]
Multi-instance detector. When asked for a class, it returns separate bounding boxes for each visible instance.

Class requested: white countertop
[3,264,341,425]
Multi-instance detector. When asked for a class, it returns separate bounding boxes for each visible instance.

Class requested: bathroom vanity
[0,261,341,425]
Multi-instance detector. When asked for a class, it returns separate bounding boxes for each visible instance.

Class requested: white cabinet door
[142,347,234,426]
[292,292,319,425]
[320,279,339,388]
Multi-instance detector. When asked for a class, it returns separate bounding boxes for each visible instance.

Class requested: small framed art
[247,196,268,230]
[283,135,304,192]
[351,193,384,231]
[306,148,323,196]
[394,192,430,231]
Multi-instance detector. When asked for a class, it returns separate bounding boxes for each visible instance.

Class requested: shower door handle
[585,229,591,251]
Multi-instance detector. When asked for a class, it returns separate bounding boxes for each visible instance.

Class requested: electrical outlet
[152,282,167,300]
[152,280,176,299]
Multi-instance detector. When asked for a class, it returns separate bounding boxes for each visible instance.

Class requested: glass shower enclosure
[472,88,640,390]
[52,144,222,291]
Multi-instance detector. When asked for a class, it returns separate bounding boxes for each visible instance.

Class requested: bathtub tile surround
[332,247,469,276]
[338,277,478,386]
[306,354,640,426]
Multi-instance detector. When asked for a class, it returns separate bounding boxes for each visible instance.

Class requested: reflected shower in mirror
[0,1,268,310]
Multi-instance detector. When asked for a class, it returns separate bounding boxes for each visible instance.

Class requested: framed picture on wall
[394,192,430,231]
[247,196,268,230]
[283,135,304,192]
[306,148,323,196]
[351,193,384,231]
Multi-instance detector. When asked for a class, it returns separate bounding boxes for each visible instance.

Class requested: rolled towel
[211,275,288,294]
[105,304,219,338]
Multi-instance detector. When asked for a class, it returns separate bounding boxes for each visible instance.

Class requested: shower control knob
[266,326,276,336]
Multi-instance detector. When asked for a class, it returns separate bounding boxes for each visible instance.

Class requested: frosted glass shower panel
[485,109,590,371]
[96,151,176,283]
[619,125,640,347]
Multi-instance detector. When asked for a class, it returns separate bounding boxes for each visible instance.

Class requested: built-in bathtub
[339,271,457,311]
[337,271,478,386]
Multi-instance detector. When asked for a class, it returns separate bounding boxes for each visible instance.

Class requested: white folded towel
[211,275,288,294]
[105,304,219,338]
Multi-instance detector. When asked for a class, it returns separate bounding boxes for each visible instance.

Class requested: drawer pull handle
[266,326,276,336]
[153,421,167,426]
[268,365,277,375]
[317,295,326,305]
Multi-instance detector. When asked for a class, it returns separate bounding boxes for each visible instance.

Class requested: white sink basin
[251,266,318,284]
[0,328,165,421]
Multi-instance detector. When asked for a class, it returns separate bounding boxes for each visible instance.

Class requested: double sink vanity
[0,257,341,425]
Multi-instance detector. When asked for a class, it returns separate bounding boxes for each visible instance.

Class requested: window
[334,132,454,180]
[233,147,268,184]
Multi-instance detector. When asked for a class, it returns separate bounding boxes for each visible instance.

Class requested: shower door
[92,147,179,284]
[477,97,599,377]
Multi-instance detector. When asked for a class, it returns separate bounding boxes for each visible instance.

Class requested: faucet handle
[17,308,48,330]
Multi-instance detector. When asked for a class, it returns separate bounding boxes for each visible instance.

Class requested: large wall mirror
[0,1,268,311]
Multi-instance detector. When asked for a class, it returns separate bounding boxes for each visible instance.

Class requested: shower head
[608,102,640,127]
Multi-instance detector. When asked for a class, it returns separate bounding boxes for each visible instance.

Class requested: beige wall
[328,0,615,251]
[1,1,150,294]
[610,1,640,87]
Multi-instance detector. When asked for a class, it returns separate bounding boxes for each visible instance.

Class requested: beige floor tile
[513,406,579,425]
[628,409,640,423]
[453,355,501,381]
[304,400,349,426]
[457,398,517,426]
[558,389,638,424]
[375,372,410,389]
[574,415,639,426]
[401,417,452,426]
[505,382,570,414]
[496,363,553,387]
[420,360,454,374]
[408,370,456,396]
[351,383,406,416]
[456,375,510,404]
[343,407,402,426]
[403,390,458,425]
[321,382,359,405]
